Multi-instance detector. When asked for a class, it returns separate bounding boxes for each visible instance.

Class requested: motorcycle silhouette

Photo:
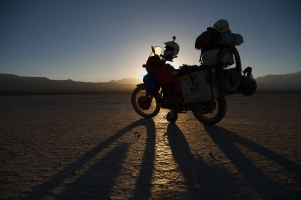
[131,38,255,125]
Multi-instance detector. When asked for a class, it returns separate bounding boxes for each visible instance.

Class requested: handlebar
[142,64,163,68]
[160,54,177,59]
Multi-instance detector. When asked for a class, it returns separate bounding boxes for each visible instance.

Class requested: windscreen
[149,46,162,57]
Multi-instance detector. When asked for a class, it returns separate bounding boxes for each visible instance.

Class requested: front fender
[136,83,161,98]
[136,83,146,89]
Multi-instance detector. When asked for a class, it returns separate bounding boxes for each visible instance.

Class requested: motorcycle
[131,42,255,125]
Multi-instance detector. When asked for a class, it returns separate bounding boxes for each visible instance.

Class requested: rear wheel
[192,95,227,125]
[131,86,160,118]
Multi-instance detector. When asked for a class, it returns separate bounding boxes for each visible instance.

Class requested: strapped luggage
[143,73,160,94]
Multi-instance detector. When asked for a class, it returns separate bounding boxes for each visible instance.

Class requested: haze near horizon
[1,0,300,82]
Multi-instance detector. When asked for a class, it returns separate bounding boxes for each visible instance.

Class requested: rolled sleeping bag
[220,33,243,46]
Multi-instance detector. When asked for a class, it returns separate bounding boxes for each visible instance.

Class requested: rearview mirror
[151,46,155,54]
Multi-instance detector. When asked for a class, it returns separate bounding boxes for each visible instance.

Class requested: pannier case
[178,69,219,103]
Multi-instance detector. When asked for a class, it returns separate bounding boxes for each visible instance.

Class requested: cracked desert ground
[0,94,300,200]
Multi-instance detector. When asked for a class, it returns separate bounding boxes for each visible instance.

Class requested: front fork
[136,83,161,101]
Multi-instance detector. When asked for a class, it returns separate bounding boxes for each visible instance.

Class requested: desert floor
[0,94,301,200]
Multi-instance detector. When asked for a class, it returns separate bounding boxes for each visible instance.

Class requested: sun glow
[137,61,180,80]
[138,68,147,80]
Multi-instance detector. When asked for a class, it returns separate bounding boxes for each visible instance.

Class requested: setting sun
[138,68,147,80]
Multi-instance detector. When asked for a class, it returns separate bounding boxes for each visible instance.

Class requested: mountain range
[0,71,301,95]
[0,74,142,95]
[255,71,301,93]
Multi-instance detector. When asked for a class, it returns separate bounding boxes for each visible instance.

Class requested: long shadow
[57,143,129,199]
[24,118,156,199]
[166,123,234,199]
[204,125,301,199]
[166,124,301,199]
[132,118,156,199]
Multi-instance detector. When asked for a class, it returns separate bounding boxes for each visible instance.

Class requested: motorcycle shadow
[204,125,301,199]
[166,123,231,199]
[165,124,300,199]
[24,118,156,200]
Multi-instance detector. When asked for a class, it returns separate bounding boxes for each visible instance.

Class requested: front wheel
[131,86,160,118]
[192,95,227,125]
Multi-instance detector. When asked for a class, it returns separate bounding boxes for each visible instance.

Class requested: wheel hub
[201,101,216,114]
[138,96,151,110]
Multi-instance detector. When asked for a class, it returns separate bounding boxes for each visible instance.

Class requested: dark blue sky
[1,0,301,82]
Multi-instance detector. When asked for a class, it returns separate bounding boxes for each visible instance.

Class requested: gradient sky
[1,0,301,82]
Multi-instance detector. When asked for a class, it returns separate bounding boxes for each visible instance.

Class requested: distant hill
[255,71,301,93]
[1,72,301,95]
[0,74,140,95]
[109,77,142,85]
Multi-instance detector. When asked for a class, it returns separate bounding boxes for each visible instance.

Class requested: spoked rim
[192,95,227,125]
[194,99,219,120]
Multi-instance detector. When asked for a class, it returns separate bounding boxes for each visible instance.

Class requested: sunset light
[1,1,300,82]
[138,68,147,80]
[1,1,301,199]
